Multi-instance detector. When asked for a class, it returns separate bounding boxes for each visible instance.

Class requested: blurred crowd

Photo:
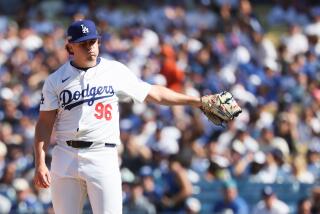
[0,0,320,213]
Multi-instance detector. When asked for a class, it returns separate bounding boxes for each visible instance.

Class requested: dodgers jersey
[40,57,151,145]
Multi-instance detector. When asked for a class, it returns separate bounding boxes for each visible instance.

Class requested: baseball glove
[200,91,242,126]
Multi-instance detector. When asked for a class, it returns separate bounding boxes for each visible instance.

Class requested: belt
[66,140,116,148]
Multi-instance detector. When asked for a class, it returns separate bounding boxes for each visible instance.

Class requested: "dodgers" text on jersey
[59,84,115,110]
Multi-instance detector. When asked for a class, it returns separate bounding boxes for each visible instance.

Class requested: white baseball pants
[50,144,122,214]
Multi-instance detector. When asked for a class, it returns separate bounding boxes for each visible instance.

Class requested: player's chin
[87,54,97,61]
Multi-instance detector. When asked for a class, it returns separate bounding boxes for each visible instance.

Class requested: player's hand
[34,164,51,188]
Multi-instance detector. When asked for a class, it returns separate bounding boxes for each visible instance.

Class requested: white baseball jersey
[40,57,151,145]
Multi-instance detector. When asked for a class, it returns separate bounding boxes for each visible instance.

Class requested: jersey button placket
[77,70,86,136]
[82,70,93,132]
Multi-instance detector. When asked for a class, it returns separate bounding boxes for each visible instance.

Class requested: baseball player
[33,19,201,214]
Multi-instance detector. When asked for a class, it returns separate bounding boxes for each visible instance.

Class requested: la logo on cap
[67,19,99,43]
[81,24,89,34]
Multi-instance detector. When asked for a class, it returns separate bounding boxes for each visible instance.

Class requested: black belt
[66,140,116,148]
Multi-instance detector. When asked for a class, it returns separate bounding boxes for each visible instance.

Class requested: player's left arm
[145,85,201,107]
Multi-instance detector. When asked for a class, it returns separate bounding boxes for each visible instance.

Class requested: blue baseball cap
[67,19,99,43]
[262,186,275,197]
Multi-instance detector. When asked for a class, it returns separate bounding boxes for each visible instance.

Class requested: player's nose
[83,41,91,49]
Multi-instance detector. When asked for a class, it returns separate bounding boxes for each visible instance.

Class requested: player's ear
[65,43,74,55]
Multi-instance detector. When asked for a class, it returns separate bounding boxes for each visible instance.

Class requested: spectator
[0,141,7,177]
[281,24,309,61]
[271,148,291,183]
[247,151,267,182]
[185,197,201,214]
[161,154,193,212]
[213,179,249,214]
[274,112,298,154]
[120,123,152,175]
[252,150,279,183]
[139,166,162,211]
[258,128,289,156]
[0,194,11,213]
[216,3,234,34]
[123,178,156,214]
[267,0,298,26]
[229,139,253,179]
[237,0,262,39]
[297,107,319,145]
[310,186,320,214]
[297,197,312,214]
[248,27,278,68]
[304,7,320,38]
[159,43,185,93]
[216,120,238,154]
[10,178,43,213]
[288,155,315,184]
[252,185,290,214]
[0,162,17,202]
[305,144,320,181]
[205,155,231,182]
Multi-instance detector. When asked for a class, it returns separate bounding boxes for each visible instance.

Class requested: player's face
[69,39,99,66]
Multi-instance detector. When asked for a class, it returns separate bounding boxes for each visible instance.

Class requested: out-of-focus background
[0,0,320,213]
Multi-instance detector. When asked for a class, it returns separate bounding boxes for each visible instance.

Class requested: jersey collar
[70,57,101,72]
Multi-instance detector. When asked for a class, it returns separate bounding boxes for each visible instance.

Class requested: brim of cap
[263,193,274,197]
[69,35,100,43]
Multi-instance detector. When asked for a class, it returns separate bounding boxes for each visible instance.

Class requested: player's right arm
[33,110,57,188]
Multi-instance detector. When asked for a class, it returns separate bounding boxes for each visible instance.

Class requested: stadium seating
[192,179,315,214]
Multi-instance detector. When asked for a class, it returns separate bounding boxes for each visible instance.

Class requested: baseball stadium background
[0,0,320,213]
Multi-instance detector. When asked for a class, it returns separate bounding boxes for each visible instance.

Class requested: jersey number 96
[94,103,112,120]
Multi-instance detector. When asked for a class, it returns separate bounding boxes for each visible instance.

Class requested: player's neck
[71,58,100,70]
